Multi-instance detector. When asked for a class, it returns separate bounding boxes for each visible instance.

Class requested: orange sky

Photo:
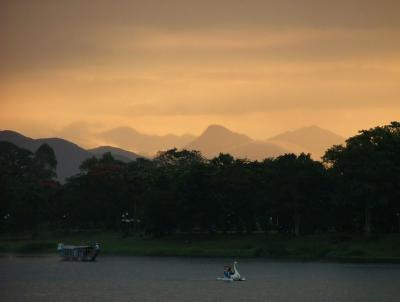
[1,0,399,147]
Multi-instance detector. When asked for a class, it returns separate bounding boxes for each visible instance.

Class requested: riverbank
[1,231,400,262]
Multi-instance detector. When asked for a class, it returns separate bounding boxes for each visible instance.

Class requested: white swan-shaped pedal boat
[217,261,246,281]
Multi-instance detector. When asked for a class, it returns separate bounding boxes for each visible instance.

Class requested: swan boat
[217,261,246,281]
[57,242,100,261]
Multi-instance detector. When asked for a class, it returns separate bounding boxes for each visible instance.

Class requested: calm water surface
[1,256,400,302]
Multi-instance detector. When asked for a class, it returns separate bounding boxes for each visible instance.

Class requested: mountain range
[99,127,196,156]
[0,130,141,182]
[0,125,345,182]
[267,125,345,159]
[185,125,288,160]
[185,125,344,160]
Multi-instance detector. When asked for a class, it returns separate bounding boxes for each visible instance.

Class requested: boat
[216,277,235,282]
[57,242,100,261]
[217,261,246,281]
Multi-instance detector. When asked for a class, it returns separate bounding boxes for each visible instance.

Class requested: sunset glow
[1,0,399,148]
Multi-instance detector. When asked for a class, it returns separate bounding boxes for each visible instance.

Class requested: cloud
[1,0,400,74]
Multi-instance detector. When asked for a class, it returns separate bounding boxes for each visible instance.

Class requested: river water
[1,256,400,302]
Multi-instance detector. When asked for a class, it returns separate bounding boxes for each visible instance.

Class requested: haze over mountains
[0,125,345,181]
[185,125,287,160]
[99,127,196,156]
[267,126,345,159]
[185,125,344,160]
[185,125,253,156]
[98,124,345,160]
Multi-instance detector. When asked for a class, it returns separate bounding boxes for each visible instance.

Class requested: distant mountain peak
[185,125,253,157]
[270,125,344,140]
[267,125,345,159]
[204,124,229,131]
[201,124,250,137]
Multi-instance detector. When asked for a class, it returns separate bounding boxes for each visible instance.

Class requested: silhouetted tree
[2,121,400,238]
[264,153,327,236]
[324,121,400,234]
[0,142,59,236]
[34,143,57,179]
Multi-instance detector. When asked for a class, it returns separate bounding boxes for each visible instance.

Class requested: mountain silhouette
[0,125,346,178]
[184,125,344,160]
[185,125,252,157]
[267,125,345,159]
[99,127,195,156]
[0,130,91,182]
[185,125,287,160]
[88,146,143,162]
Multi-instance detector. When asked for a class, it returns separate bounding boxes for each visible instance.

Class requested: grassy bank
[1,231,400,262]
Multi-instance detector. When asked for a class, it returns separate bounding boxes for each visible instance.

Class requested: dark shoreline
[1,232,400,264]
[1,252,400,265]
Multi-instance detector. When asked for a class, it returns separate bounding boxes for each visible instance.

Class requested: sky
[1,0,399,147]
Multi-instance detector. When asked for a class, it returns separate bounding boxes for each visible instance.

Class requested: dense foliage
[1,122,400,236]
[0,141,58,237]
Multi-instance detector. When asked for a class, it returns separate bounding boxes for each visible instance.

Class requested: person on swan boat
[223,266,234,278]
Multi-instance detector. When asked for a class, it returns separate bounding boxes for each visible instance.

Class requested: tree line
[1,122,400,237]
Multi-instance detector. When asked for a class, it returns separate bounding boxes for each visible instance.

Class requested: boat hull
[216,277,246,281]
[58,245,99,261]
